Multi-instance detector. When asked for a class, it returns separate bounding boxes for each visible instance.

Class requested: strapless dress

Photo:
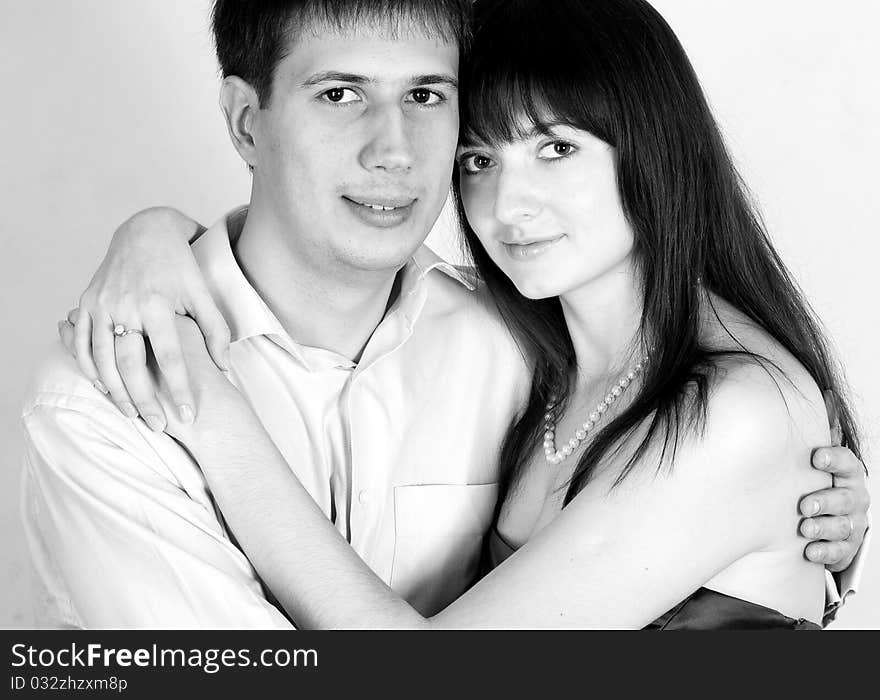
[486,527,820,630]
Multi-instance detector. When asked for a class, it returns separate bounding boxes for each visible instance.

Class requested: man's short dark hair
[212,0,473,107]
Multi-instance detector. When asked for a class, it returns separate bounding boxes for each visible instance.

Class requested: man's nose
[358,105,415,174]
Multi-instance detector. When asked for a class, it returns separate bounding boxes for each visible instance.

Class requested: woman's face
[457,122,635,300]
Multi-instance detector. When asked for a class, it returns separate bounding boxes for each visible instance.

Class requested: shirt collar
[192,211,478,367]
[406,245,477,294]
[191,215,286,344]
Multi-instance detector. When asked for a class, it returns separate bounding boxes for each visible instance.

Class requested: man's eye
[459,153,494,174]
[321,87,360,104]
[539,141,577,159]
[407,88,443,106]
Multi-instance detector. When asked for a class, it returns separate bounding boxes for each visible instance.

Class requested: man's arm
[823,524,871,626]
[798,393,871,625]
[21,367,292,629]
[801,447,872,625]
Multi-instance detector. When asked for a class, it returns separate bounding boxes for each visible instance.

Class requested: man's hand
[58,207,230,431]
[800,445,870,573]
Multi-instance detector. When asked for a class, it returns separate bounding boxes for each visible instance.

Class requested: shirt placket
[347,368,400,584]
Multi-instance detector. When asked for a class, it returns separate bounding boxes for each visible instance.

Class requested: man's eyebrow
[299,71,458,90]
[300,71,371,87]
[410,74,459,90]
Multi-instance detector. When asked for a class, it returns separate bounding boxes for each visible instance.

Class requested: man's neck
[231,209,403,362]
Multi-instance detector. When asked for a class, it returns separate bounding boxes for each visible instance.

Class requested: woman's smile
[501,234,566,261]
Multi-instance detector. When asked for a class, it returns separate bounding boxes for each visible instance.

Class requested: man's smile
[343,195,417,211]
[341,195,417,228]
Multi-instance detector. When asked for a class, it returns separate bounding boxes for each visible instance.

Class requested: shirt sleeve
[21,397,294,629]
[823,512,872,627]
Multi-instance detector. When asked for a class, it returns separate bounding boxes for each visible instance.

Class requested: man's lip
[343,195,417,210]
[342,196,416,229]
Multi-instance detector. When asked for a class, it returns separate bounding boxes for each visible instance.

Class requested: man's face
[248,20,460,277]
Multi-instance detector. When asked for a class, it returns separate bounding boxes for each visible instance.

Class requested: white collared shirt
[21,216,530,628]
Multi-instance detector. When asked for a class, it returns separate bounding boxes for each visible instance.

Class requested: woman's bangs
[464,72,551,146]
[461,26,614,148]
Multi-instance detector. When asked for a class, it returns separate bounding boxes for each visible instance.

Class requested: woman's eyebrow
[525,121,567,137]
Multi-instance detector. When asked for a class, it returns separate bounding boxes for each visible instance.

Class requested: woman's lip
[502,235,566,260]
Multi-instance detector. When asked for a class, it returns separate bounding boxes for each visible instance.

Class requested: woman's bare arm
[169,321,830,629]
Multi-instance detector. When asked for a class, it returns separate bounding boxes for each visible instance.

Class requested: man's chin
[343,245,423,274]
[337,224,430,273]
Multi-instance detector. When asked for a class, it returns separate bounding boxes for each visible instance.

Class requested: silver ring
[112,323,144,339]
[845,515,855,541]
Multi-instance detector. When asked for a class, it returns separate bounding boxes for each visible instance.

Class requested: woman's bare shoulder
[692,296,830,482]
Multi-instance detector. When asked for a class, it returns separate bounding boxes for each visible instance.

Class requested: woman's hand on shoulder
[57,207,230,431]
[157,316,244,448]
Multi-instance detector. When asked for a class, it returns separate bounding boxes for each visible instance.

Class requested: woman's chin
[510,277,565,301]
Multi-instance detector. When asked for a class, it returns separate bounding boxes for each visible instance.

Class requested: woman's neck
[559,259,644,388]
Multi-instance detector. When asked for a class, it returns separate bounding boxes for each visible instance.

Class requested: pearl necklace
[543,356,648,465]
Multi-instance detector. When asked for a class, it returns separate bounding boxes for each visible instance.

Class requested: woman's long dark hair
[453,0,861,504]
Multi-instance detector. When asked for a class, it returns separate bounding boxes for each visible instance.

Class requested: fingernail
[144,415,165,432]
[823,451,831,467]
[120,402,138,419]
[93,380,109,395]
[806,522,820,538]
[813,546,824,559]
[811,500,821,515]
[179,404,195,424]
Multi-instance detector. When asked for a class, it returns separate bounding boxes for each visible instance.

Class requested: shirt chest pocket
[390,483,499,616]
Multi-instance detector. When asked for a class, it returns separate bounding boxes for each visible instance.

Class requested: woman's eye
[539,141,577,159]
[407,88,443,106]
[459,153,495,174]
[321,87,360,104]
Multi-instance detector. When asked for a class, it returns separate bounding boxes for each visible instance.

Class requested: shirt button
[358,490,371,505]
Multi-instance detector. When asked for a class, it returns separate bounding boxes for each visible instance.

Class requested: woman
[61,0,865,628]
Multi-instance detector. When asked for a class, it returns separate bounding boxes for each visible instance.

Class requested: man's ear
[219,76,261,170]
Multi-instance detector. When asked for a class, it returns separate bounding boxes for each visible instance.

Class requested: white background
[0,1,877,628]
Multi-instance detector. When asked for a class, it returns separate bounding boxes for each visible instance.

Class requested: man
[23,0,868,628]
